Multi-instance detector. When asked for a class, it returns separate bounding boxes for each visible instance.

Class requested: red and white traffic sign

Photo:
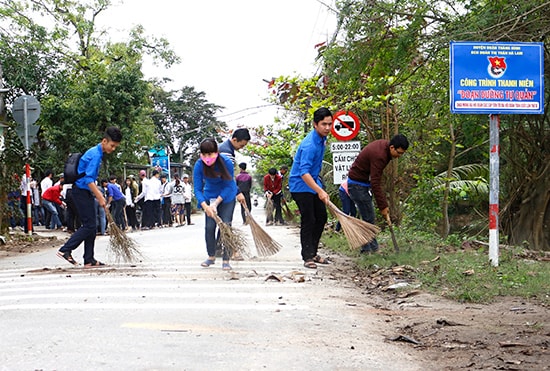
[331,110,360,141]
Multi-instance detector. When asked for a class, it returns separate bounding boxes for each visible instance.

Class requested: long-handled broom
[326,200,380,250]
[243,204,281,256]
[281,198,295,222]
[212,214,250,259]
[106,211,142,263]
[265,197,274,223]
[385,214,400,253]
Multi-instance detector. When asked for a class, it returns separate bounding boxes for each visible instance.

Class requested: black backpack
[64,153,84,184]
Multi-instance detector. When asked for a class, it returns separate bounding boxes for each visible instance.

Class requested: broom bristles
[326,201,380,250]
[244,206,281,256]
[282,200,294,221]
[265,198,274,222]
[106,212,142,263]
[212,214,250,259]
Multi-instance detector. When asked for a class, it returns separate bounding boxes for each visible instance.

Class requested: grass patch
[322,227,550,304]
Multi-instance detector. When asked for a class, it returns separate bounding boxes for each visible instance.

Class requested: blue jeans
[204,200,235,260]
[59,187,98,264]
[336,188,357,232]
[348,184,379,252]
[42,199,62,229]
[291,192,327,261]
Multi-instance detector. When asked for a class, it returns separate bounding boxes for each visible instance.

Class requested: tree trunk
[508,161,550,251]
[385,94,402,224]
[0,62,8,235]
[440,121,456,238]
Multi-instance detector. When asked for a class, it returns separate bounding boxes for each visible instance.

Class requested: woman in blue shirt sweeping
[193,138,244,271]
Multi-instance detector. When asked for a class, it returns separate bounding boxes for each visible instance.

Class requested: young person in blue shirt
[57,127,122,267]
[106,175,126,230]
[218,128,251,165]
[194,138,245,271]
[289,107,333,269]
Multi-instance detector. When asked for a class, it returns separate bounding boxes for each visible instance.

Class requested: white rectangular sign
[331,141,361,184]
[330,141,361,153]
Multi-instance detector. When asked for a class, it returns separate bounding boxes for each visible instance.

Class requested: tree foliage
[150,84,226,166]
[266,0,549,249]
[0,0,226,233]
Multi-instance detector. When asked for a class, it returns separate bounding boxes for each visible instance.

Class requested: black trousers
[291,192,327,261]
[271,193,284,224]
[59,187,97,264]
[65,188,81,231]
[126,205,138,229]
[162,197,172,225]
[152,199,162,227]
[142,200,153,228]
[184,202,192,224]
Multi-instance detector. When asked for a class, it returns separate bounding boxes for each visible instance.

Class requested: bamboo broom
[212,214,250,259]
[281,198,295,222]
[106,211,142,263]
[265,197,274,223]
[326,200,381,250]
[244,205,281,256]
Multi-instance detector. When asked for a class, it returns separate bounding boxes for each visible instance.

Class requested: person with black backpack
[56,127,122,267]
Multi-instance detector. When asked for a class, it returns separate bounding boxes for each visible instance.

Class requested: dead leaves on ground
[225,270,308,283]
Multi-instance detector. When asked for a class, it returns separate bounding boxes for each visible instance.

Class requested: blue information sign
[450,41,544,114]
[151,155,170,176]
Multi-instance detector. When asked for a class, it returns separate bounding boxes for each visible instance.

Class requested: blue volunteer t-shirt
[107,182,125,201]
[75,143,103,191]
[193,154,238,207]
[289,129,327,194]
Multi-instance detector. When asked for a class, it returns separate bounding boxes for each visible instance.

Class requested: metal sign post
[12,95,42,236]
[449,41,544,267]
[489,115,500,266]
[23,98,29,150]
[23,98,32,235]
[25,163,32,236]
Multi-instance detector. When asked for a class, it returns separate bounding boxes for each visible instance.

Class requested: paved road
[0,205,425,370]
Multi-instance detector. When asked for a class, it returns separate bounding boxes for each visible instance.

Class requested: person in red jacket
[263,167,284,225]
[42,183,65,230]
[347,134,409,253]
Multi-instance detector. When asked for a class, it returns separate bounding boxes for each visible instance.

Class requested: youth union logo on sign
[487,56,507,78]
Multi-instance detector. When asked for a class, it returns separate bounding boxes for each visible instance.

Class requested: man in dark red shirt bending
[347,134,409,253]
[263,167,284,225]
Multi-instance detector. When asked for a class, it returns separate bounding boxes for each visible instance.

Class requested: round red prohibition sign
[331,111,360,141]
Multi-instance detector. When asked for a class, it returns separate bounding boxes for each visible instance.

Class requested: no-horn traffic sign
[331,111,360,141]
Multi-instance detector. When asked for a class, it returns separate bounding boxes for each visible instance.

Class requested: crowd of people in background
[9,167,195,235]
[8,125,299,244]
[7,113,410,272]
[8,123,350,271]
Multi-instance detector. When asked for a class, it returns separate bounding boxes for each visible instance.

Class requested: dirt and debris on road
[323,253,549,371]
[2,229,549,370]
[0,230,67,258]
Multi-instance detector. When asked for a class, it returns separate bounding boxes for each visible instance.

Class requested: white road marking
[0,302,307,310]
